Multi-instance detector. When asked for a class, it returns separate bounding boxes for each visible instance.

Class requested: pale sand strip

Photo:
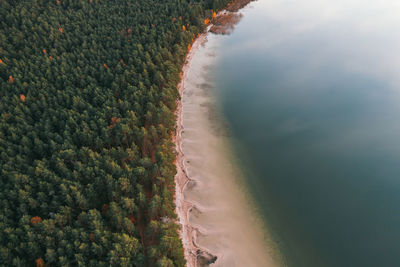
[174,31,212,267]
[174,30,282,266]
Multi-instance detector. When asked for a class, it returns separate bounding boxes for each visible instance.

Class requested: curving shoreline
[174,30,216,267]
[173,6,282,266]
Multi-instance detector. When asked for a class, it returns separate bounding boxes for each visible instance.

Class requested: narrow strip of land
[174,2,282,265]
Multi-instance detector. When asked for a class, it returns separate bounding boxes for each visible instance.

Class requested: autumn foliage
[129,215,135,224]
[35,258,44,267]
[31,216,42,225]
[109,117,121,128]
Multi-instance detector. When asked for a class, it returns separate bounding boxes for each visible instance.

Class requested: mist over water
[214,1,400,266]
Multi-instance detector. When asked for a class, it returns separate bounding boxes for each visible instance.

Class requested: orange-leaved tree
[31,216,42,225]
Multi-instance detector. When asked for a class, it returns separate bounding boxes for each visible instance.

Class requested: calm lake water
[214,0,400,266]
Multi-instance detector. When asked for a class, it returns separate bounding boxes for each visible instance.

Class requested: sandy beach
[174,25,282,267]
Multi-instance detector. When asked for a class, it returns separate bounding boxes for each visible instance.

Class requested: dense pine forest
[0,0,228,266]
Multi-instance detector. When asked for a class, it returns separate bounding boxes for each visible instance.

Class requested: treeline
[0,0,228,266]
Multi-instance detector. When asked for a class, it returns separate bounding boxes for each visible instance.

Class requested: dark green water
[215,1,400,266]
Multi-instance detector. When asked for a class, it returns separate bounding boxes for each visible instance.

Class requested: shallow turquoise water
[215,1,400,266]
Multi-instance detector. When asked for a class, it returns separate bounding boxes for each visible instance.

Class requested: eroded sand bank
[174,31,282,267]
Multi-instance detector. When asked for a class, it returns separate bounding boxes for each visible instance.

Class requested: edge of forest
[174,29,212,267]
[173,1,254,266]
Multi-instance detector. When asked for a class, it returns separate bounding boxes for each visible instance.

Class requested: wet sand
[174,31,282,267]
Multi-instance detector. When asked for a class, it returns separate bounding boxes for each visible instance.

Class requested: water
[214,1,400,266]
[178,34,279,267]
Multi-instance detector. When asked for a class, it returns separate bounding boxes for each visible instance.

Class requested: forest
[0,0,229,266]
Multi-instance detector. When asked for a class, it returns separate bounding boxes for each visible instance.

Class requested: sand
[174,28,282,267]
